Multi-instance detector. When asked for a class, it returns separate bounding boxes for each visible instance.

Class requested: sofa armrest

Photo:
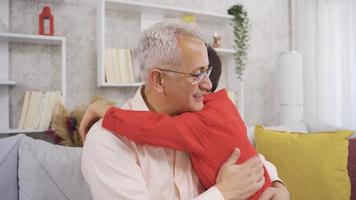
[0,134,25,200]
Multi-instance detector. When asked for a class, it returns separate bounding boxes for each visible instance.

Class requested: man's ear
[149,70,165,93]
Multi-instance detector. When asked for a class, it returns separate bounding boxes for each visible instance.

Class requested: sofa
[0,134,92,200]
[0,120,354,200]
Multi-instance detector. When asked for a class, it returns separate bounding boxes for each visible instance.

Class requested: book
[113,49,122,82]
[118,49,135,83]
[126,49,135,82]
[38,92,51,129]
[18,90,62,130]
[105,48,135,83]
[117,49,128,83]
[18,91,31,129]
[132,52,142,82]
[41,91,61,129]
[105,49,117,83]
[33,92,46,129]
[24,91,41,129]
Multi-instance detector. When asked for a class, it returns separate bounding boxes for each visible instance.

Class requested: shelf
[97,0,235,88]
[0,80,15,85]
[99,82,143,87]
[0,1,68,132]
[0,32,67,104]
[105,0,233,23]
[0,128,48,135]
[0,32,65,45]
[32,0,65,3]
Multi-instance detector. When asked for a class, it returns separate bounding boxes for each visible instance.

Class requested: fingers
[246,169,265,195]
[224,148,241,166]
[256,170,265,185]
[239,157,265,195]
[238,156,263,177]
[257,175,265,190]
[244,156,263,169]
[243,157,264,178]
[216,150,271,200]
[245,177,265,197]
[253,162,265,178]
[271,181,285,189]
[258,187,276,200]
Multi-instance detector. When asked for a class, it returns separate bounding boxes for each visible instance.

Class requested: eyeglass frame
[156,66,213,84]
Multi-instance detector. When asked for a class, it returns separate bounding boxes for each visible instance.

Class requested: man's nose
[199,74,212,91]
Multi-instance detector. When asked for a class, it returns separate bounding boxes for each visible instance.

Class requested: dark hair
[207,45,222,92]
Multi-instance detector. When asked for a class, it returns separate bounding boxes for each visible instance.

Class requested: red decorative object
[39,6,54,36]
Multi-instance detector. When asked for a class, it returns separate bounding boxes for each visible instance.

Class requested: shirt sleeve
[81,121,225,200]
[102,107,208,154]
[258,153,282,183]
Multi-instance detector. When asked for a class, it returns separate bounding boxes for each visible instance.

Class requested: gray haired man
[81,20,289,200]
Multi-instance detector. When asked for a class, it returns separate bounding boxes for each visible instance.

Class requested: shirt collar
[126,85,149,111]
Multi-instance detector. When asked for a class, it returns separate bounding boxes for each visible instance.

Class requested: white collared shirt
[81,87,279,200]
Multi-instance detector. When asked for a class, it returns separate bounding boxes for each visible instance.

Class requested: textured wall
[8,0,289,128]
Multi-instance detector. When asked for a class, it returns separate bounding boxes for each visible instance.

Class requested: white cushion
[266,121,308,133]
[247,120,308,146]
[302,119,356,138]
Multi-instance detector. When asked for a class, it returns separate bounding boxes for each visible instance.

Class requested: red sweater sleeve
[102,107,208,154]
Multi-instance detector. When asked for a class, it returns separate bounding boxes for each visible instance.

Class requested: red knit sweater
[102,89,271,199]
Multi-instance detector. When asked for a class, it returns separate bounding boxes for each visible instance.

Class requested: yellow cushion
[255,125,352,200]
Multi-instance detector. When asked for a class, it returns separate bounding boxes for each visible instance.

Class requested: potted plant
[228,5,251,80]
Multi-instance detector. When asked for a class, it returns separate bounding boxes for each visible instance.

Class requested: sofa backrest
[303,120,356,137]
[17,136,92,200]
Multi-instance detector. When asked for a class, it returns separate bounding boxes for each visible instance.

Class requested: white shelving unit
[0,0,67,135]
[32,0,65,3]
[0,32,66,134]
[0,32,64,45]
[97,0,236,87]
[0,33,66,102]
[101,82,144,87]
[104,0,233,23]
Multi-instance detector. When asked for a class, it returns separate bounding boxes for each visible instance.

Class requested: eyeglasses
[157,66,212,84]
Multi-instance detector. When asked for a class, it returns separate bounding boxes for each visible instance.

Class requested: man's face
[163,36,212,115]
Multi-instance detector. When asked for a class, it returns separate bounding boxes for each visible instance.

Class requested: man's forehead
[176,36,208,70]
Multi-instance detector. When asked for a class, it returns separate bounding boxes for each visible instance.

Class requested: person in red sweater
[80,46,273,200]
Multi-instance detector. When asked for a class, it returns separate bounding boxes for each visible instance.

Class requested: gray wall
[8,0,290,128]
